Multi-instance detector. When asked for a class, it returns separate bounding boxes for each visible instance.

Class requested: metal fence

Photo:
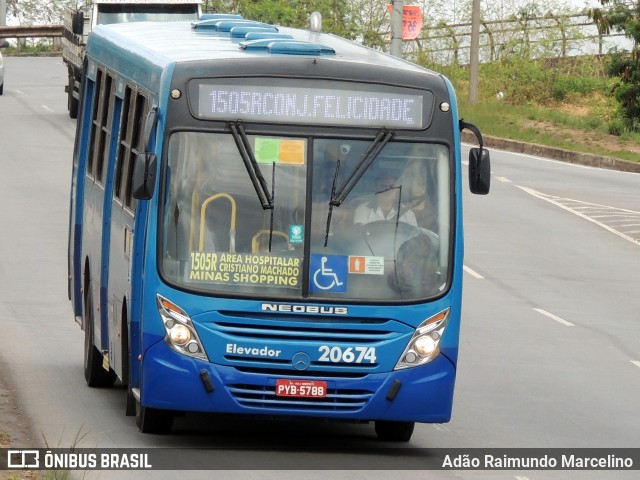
[0,13,630,62]
[405,12,629,65]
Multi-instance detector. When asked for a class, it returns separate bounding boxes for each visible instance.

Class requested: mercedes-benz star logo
[292,352,311,371]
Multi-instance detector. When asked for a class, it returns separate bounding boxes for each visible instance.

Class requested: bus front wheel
[374,420,415,442]
[83,290,116,388]
[135,401,174,434]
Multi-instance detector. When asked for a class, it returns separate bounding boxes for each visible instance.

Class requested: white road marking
[516,186,640,246]
[533,308,575,326]
[432,424,450,431]
[41,105,54,112]
[496,176,512,183]
[631,361,640,369]
[464,265,485,279]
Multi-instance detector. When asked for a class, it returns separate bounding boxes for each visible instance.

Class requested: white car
[0,50,4,95]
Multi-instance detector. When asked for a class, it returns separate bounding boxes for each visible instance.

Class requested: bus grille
[227,384,373,412]
[215,320,395,343]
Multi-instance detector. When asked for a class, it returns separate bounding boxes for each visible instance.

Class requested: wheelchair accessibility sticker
[309,254,348,293]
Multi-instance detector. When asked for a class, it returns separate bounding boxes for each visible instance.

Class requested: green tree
[202,0,391,48]
[204,0,353,38]
[7,0,76,25]
[590,0,640,131]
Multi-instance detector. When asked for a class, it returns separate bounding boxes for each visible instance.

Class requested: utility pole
[390,0,403,58]
[0,0,7,48]
[469,0,481,104]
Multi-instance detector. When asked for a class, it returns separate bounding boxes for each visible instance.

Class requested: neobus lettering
[261,303,349,315]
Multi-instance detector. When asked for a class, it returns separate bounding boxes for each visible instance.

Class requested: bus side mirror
[132,153,157,200]
[72,11,85,35]
[469,147,490,195]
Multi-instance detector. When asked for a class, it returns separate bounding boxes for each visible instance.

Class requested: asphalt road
[0,56,639,479]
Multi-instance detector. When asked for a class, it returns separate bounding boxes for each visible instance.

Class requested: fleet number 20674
[318,346,377,364]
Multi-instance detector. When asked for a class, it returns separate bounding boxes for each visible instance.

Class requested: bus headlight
[157,294,208,361]
[169,324,191,346]
[394,308,450,370]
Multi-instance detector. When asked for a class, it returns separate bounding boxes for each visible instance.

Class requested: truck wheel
[67,71,78,119]
[68,87,79,119]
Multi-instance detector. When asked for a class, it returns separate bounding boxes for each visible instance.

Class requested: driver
[353,173,417,226]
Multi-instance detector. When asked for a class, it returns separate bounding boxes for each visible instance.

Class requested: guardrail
[0,25,64,38]
[0,25,64,50]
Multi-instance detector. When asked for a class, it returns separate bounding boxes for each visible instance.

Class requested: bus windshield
[161,132,451,302]
[96,5,200,25]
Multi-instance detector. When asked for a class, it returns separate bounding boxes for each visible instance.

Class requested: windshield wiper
[229,122,277,251]
[324,128,393,246]
[229,122,274,210]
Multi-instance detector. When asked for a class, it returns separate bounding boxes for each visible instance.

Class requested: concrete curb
[461,131,640,174]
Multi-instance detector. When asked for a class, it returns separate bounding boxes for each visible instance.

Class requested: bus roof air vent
[267,41,336,56]
[239,39,335,55]
[199,13,244,21]
[230,26,279,38]
[239,39,283,50]
[244,32,294,41]
[215,20,274,33]
[192,19,273,32]
[192,19,230,30]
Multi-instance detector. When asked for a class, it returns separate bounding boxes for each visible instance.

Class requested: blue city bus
[67,14,490,441]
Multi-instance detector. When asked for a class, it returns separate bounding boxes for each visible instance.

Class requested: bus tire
[135,401,174,434]
[374,420,415,442]
[125,387,136,417]
[83,289,116,388]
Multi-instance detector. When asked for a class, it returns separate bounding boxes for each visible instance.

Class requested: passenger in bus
[353,173,417,226]
[388,233,439,296]
[399,157,437,231]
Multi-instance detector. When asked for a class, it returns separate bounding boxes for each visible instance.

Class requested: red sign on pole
[387,4,423,40]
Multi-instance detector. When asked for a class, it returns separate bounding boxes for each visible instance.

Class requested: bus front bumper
[140,341,456,424]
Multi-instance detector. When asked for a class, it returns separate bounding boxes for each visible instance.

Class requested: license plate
[275,379,327,398]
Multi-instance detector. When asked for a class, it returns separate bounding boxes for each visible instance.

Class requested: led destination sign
[195,82,429,129]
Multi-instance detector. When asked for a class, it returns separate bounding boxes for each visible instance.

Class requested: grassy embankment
[434,55,640,164]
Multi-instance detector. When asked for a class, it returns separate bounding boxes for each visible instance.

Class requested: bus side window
[87,68,103,180]
[115,86,132,202]
[86,69,115,185]
[113,86,148,212]
[128,93,149,211]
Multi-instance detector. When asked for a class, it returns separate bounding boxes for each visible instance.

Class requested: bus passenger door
[107,87,150,385]
[99,78,124,379]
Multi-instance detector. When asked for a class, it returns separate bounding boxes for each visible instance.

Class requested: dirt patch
[519,118,640,155]
[0,370,41,479]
